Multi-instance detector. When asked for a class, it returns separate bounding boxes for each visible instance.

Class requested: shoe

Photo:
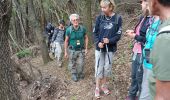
[78,73,85,79]
[71,73,78,82]
[101,85,110,95]
[58,62,62,68]
[95,88,100,99]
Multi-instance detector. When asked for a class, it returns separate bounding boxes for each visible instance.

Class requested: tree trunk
[83,0,93,44]
[30,0,51,64]
[0,0,21,99]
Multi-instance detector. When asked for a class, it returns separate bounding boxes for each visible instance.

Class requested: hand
[103,38,109,44]
[98,42,104,48]
[126,30,135,38]
[64,52,68,59]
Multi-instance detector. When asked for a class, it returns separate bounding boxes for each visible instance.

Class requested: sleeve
[134,35,146,43]
[93,16,101,45]
[152,35,170,81]
[134,17,150,43]
[109,15,123,44]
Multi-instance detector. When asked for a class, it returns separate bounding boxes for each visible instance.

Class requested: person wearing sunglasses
[64,14,88,82]
[93,0,122,99]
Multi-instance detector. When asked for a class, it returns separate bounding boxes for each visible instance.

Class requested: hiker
[51,20,65,67]
[93,0,122,99]
[139,15,161,100]
[45,23,55,50]
[126,0,151,99]
[64,14,88,82]
[147,0,170,99]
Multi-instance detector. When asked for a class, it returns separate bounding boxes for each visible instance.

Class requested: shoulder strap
[157,25,170,36]
[114,13,119,25]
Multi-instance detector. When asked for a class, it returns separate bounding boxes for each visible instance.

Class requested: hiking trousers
[128,53,143,97]
[95,50,114,78]
[139,66,152,100]
[53,42,64,61]
[68,49,85,74]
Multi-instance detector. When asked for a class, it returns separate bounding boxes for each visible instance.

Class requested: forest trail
[19,31,133,100]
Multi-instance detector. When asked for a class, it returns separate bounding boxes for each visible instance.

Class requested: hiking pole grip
[106,44,111,64]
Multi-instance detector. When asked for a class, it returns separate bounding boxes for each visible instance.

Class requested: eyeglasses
[72,19,79,22]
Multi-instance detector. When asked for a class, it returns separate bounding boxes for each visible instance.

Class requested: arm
[134,17,150,43]
[155,80,170,100]
[109,16,122,44]
[134,34,146,43]
[64,36,69,58]
[84,34,88,54]
[51,29,58,42]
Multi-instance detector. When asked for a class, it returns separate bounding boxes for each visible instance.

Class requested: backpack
[157,25,170,36]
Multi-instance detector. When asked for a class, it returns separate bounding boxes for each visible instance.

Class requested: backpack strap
[69,25,84,36]
[157,25,170,36]
[114,13,120,25]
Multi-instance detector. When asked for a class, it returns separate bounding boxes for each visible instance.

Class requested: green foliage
[71,96,77,100]
[16,49,32,59]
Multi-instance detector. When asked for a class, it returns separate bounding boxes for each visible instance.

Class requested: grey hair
[69,14,80,21]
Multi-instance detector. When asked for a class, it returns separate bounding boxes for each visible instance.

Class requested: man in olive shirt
[148,0,170,99]
[64,14,88,82]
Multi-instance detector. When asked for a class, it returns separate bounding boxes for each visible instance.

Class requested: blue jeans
[128,53,143,98]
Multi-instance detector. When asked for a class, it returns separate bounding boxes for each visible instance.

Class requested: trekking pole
[96,49,102,77]
[105,44,111,64]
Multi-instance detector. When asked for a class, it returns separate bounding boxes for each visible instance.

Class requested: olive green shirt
[149,18,170,99]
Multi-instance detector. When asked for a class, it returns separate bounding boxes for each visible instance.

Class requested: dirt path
[28,47,119,100]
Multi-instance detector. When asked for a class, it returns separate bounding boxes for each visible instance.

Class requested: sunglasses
[72,19,79,22]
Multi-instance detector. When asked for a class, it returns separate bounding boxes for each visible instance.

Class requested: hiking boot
[78,73,85,79]
[71,73,78,82]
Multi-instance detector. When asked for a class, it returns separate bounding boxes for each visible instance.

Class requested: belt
[69,46,84,51]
